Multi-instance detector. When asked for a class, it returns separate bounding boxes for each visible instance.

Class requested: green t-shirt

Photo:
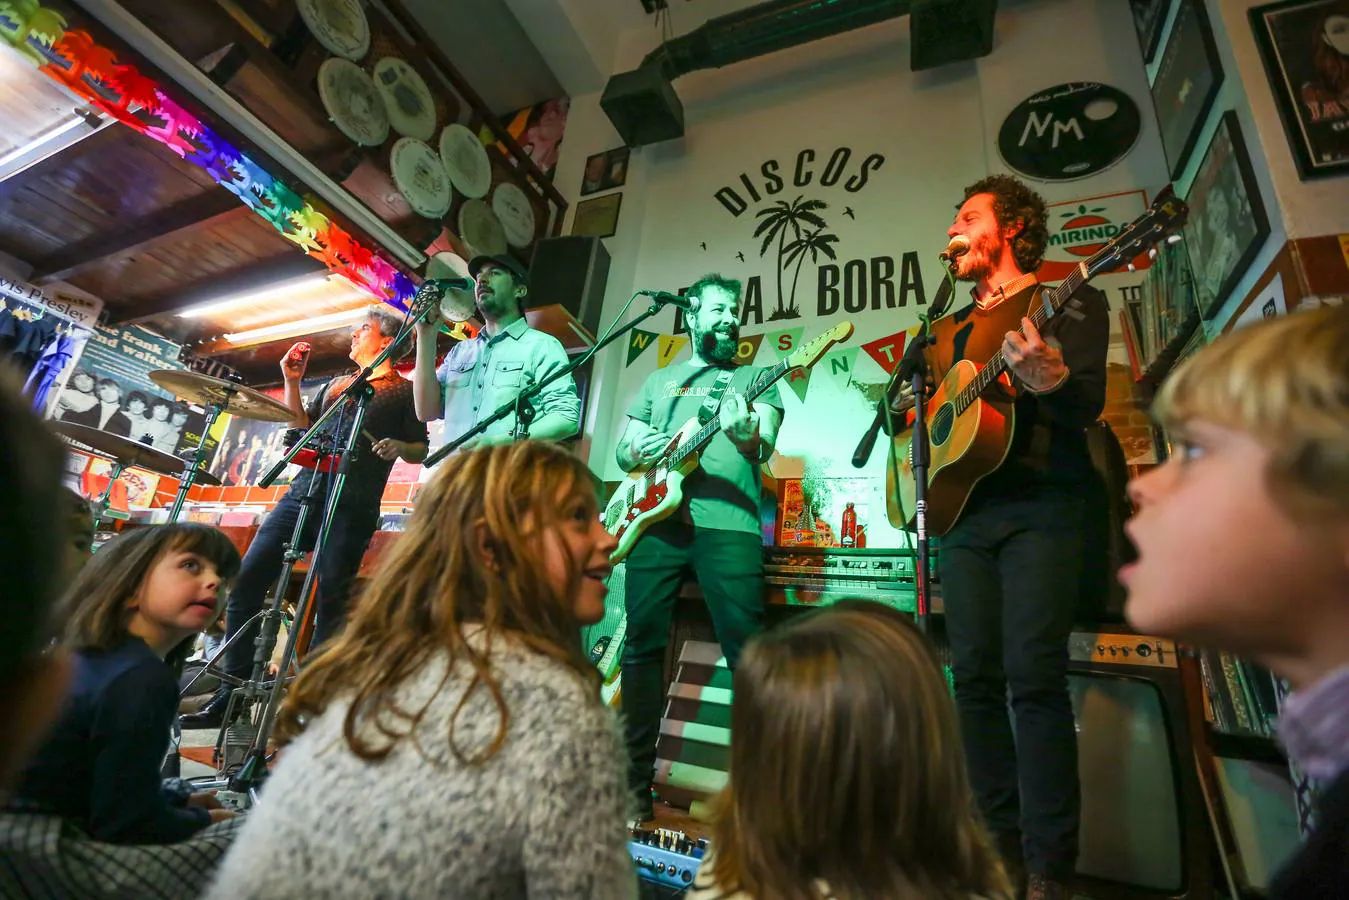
[625,361,784,536]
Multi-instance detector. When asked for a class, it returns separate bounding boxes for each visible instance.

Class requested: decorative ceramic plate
[297,0,370,62]
[438,123,491,199]
[390,137,451,219]
[426,252,476,321]
[373,57,436,141]
[316,58,388,146]
[457,198,508,257]
[491,182,536,248]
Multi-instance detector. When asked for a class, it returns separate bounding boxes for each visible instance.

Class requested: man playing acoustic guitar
[931,175,1109,900]
[614,273,784,822]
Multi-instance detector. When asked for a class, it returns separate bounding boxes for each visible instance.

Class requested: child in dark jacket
[9,523,242,843]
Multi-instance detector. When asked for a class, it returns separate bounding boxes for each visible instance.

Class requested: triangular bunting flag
[861,327,913,374]
[765,327,804,361]
[627,328,657,366]
[656,334,688,368]
[820,347,859,388]
[732,332,765,367]
[784,364,813,402]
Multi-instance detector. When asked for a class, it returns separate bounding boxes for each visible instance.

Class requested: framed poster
[571,193,622,239]
[1250,0,1349,179]
[1151,0,1225,179]
[580,146,630,196]
[1131,0,1171,63]
[1182,111,1271,319]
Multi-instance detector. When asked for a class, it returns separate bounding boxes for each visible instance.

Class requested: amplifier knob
[1137,643,1152,657]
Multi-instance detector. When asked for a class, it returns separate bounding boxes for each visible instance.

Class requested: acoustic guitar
[886,188,1188,536]
[604,321,855,563]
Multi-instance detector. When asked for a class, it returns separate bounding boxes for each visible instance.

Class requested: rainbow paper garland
[0,0,418,309]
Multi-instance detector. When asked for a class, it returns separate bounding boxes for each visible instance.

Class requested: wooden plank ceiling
[0,0,566,385]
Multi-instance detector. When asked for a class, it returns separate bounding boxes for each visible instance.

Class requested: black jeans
[221,488,379,683]
[939,491,1088,881]
[621,521,765,799]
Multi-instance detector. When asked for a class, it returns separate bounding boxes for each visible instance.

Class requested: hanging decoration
[0,3,417,309]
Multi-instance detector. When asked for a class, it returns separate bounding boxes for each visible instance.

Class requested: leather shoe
[179,689,236,729]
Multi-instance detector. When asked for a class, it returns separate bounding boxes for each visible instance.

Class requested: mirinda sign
[1038,189,1154,283]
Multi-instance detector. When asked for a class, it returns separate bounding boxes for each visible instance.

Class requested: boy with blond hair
[1123,304,1349,898]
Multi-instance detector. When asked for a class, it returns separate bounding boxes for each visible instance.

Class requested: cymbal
[149,370,294,423]
[53,421,192,477]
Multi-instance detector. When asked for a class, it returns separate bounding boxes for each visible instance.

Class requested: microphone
[639,289,694,312]
[939,234,970,262]
[424,276,474,292]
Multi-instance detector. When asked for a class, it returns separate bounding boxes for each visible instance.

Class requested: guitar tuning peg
[1127,263,1137,272]
[1148,247,1158,260]
[1167,234,1182,244]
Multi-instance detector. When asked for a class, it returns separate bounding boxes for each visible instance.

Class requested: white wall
[553,0,1173,544]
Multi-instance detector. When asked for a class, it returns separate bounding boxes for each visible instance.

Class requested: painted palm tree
[779,229,840,320]
[753,195,827,319]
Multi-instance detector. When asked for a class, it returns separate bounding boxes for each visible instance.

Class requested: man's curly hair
[961,174,1049,273]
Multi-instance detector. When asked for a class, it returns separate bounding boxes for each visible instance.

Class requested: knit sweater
[206,636,637,899]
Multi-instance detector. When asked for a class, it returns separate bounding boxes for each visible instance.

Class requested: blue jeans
[221,488,378,682]
[939,491,1089,880]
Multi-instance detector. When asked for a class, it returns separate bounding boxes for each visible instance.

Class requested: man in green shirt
[614,273,784,820]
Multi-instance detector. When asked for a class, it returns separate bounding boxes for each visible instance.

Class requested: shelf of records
[1119,232,1203,390]
[1195,646,1287,766]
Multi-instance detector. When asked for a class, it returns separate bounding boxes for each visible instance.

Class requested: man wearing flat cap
[411,254,580,449]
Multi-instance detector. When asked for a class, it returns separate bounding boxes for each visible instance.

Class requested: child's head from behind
[278,441,616,762]
[1126,305,1349,684]
[59,524,242,662]
[0,372,71,790]
[711,602,1008,900]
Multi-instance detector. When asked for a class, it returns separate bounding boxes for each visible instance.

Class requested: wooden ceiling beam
[110,252,327,326]
[30,193,248,285]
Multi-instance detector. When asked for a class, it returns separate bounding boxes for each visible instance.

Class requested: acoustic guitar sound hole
[930,404,955,445]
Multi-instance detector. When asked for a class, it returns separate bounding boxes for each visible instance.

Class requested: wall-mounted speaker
[529,235,611,342]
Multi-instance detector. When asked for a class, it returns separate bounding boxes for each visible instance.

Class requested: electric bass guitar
[886,188,1188,536]
[604,321,855,563]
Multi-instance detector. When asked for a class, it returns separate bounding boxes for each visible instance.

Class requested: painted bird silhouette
[736,251,745,261]
[844,206,856,219]
[699,242,707,251]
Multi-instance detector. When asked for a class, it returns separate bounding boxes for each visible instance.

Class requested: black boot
[179,688,236,729]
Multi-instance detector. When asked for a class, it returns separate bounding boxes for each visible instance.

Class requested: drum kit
[52,370,294,531]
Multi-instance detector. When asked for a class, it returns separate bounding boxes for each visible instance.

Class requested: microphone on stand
[638,289,695,312]
[939,234,970,262]
[425,276,474,291]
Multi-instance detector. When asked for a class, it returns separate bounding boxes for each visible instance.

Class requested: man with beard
[410,254,580,447]
[927,175,1109,900]
[614,273,784,821]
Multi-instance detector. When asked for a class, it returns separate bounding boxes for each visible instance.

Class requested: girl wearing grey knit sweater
[207,442,636,899]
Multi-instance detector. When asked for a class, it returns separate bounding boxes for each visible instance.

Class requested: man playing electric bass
[926,175,1109,900]
[614,273,783,821]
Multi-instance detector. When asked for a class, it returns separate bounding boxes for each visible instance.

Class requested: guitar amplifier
[763,546,935,613]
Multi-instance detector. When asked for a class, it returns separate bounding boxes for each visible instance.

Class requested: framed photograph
[1182,111,1271,319]
[1131,0,1171,63]
[580,146,631,196]
[1250,0,1349,179]
[571,193,622,239]
[1151,0,1225,179]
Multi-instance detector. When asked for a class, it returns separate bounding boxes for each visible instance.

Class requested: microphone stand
[423,296,676,468]
[850,259,958,635]
[223,293,432,795]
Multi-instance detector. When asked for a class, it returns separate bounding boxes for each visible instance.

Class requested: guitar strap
[697,368,737,426]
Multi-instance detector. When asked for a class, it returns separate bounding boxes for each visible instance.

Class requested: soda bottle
[841,502,857,548]
[855,523,867,548]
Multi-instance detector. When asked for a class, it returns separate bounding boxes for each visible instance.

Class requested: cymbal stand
[89,460,127,540]
[167,394,229,522]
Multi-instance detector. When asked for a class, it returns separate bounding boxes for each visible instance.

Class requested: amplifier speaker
[528,235,610,341]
